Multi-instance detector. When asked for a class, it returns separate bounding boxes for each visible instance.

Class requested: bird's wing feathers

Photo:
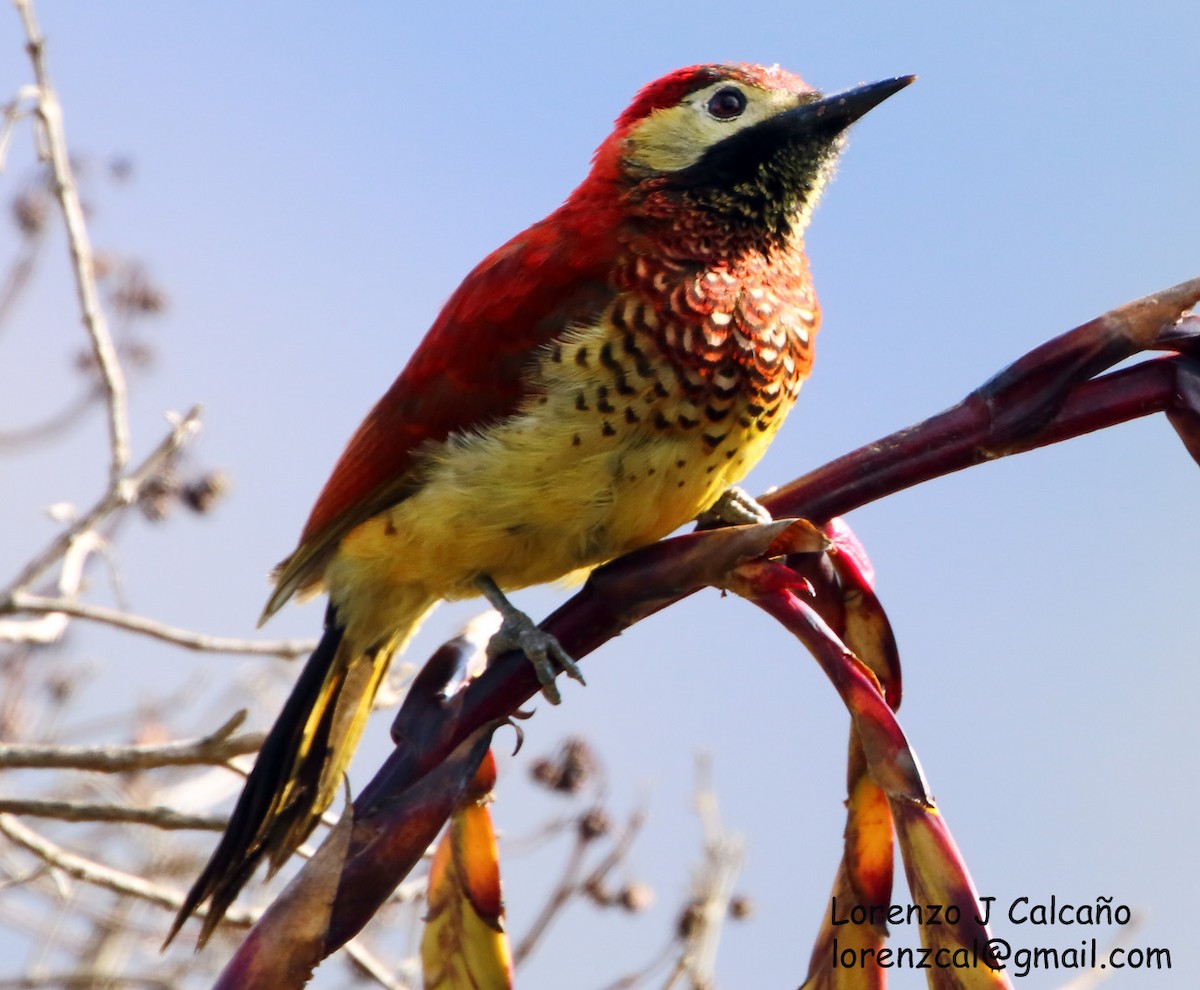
[263,213,618,621]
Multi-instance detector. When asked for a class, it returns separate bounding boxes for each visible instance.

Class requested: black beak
[778,75,917,138]
[668,73,915,193]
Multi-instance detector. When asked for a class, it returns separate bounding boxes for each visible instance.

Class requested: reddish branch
[210,277,1200,987]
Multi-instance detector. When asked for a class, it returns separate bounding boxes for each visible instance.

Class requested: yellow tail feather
[167,606,415,948]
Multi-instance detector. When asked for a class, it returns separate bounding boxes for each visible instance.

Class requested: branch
[200,523,819,982]
[15,0,130,477]
[192,278,1200,980]
[4,594,316,658]
[0,814,407,989]
[0,528,102,644]
[0,210,45,334]
[0,812,245,918]
[0,712,262,771]
[511,826,590,966]
[678,757,745,989]
[0,798,226,831]
[358,284,1200,805]
[0,976,173,990]
[764,283,1200,522]
[0,408,295,657]
[0,84,38,173]
[0,406,202,603]
[0,387,103,449]
[512,807,647,967]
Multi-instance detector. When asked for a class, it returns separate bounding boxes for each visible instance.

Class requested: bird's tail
[166,605,414,948]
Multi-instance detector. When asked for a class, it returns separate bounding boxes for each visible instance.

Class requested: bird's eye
[706,86,747,120]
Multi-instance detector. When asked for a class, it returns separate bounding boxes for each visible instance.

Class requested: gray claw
[477,575,585,705]
[698,486,773,527]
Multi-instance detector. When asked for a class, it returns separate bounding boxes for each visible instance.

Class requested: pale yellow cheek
[623,85,801,173]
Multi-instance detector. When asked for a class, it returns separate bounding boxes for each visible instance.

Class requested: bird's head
[587,63,914,254]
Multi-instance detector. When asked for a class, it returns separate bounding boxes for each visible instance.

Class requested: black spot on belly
[602,421,616,437]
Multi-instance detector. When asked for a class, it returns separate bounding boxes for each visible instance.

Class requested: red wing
[264,207,618,617]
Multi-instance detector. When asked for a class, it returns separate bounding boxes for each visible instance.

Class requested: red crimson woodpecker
[170,62,913,946]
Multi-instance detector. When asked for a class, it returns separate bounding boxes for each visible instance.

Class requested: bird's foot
[475,575,585,705]
[697,486,773,528]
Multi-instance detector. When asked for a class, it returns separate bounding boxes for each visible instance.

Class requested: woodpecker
[170,63,913,945]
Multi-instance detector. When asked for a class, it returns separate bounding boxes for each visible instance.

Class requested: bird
[169,62,913,946]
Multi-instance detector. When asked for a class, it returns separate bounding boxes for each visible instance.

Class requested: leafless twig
[0,975,174,990]
[0,798,226,831]
[677,756,745,990]
[0,406,202,603]
[0,211,45,332]
[0,711,261,771]
[0,84,37,172]
[0,387,102,449]
[513,807,647,967]
[594,941,679,990]
[14,0,130,477]
[0,813,408,988]
[0,529,103,645]
[4,594,316,658]
[1057,914,1143,990]
[0,812,243,919]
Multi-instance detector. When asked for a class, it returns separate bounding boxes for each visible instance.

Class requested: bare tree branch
[0,84,37,172]
[0,812,244,918]
[513,806,648,967]
[679,756,744,989]
[0,528,102,644]
[4,594,316,658]
[0,814,408,989]
[0,711,262,771]
[511,826,589,966]
[343,951,415,990]
[0,975,174,990]
[15,0,130,476]
[0,6,424,983]
[0,798,226,831]
[0,387,102,449]
[0,405,202,602]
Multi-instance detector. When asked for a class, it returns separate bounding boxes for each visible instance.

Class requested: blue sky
[2,2,1198,987]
